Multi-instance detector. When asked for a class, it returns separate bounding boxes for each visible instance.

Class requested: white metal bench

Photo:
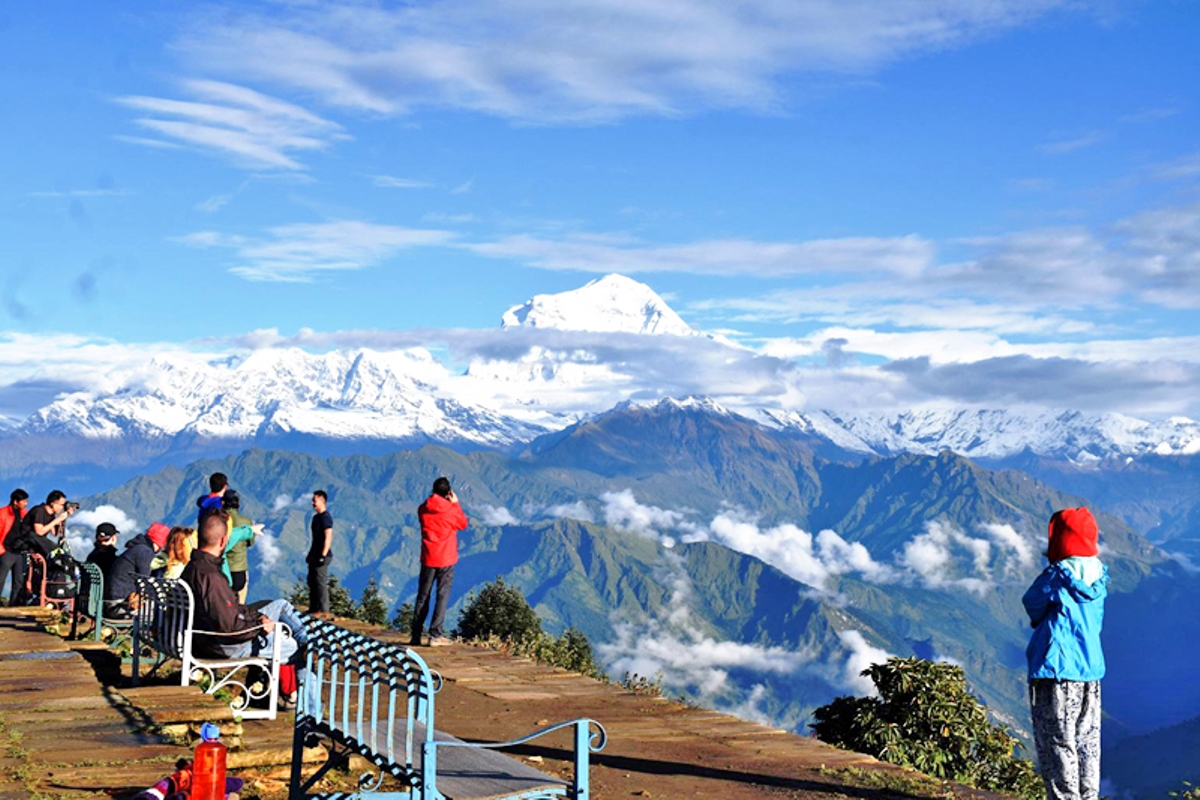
[289,615,607,799]
[131,575,292,720]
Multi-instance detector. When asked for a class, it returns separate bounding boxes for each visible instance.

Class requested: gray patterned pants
[1030,680,1101,800]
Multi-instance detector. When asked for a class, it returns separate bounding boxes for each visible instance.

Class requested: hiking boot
[429,636,452,647]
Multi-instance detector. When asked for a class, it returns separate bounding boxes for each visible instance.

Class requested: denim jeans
[214,598,308,666]
[412,564,454,640]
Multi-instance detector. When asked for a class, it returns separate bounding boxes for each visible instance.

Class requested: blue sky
[3,1,1200,418]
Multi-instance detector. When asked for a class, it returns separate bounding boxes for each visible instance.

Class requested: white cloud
[542,500,595,523]
[116,80,345,170]
[255,529,283,572]
[597,557,814,699]
[600,490,699,540]
[177,1,1082,123]
[65,505,141,558]
[1037,132,1104,155]
[175,220,455,282]
[836,630,894,696]
[372,175,434,189]
[704,507,895,590]
[979,522,1034,573]
[468,233,934,277]
[272,494,297,512]
[477,504,519,526]
[896,519,1036,595]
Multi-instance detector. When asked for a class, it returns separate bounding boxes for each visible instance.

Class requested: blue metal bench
[289,616,607,800]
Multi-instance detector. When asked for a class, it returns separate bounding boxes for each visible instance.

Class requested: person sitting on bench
[105,522,169,618]
[182,510,308,705]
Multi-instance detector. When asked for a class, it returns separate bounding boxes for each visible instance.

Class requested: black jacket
[180,550,259,658]
[85,544,118,580]
[105,534,156,602]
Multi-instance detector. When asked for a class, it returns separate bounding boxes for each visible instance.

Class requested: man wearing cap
[86,523,121,580]
[1023,507,1108,800]
[106,522,170,616]
[0,489,29,605]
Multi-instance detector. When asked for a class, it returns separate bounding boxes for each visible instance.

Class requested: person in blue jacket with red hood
[1023,507,1108,800]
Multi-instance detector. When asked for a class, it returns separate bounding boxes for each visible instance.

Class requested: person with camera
[410,477,468,647]
[6,490,77,605]
[15,491,77,560]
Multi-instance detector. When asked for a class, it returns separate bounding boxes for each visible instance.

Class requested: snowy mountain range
[2,272,1199,484]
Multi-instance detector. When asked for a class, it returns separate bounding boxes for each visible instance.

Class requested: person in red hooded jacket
[0,489,29,605]
[410,477,468,647]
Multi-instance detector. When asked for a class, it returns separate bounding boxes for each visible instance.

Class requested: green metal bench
[289,616,607,800]
[70,562,134,645]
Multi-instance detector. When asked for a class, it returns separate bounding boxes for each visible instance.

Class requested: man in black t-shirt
[307,490,334,617]
[14,491,75,559]
[10,490,75,604]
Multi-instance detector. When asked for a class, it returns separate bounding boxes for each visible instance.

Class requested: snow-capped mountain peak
[501,274,696,336]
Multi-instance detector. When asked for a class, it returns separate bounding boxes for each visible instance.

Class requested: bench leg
[288,715,312,800]
[574,720,591,800]
[131,620,140,686]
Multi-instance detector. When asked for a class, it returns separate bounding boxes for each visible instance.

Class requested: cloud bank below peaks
[590,491,1037,596]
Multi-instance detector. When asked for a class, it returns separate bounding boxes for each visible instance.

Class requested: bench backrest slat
[134,575,194,660]
[296,616,439,781]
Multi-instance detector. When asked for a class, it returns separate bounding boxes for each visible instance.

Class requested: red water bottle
[192,723,227,800]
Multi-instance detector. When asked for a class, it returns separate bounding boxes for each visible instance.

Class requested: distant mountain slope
[73,400,1188,751]
[1102,712,1200,799]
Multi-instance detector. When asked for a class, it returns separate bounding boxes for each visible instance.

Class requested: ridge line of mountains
[6,274,1198,797]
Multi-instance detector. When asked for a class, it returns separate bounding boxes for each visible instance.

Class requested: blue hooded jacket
[1023,559,1108,682]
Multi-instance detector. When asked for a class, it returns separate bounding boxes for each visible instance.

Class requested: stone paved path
[0,608,188,798]
[0,608,1010,799]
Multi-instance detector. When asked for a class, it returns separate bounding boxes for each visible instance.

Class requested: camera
[65,501,80,513]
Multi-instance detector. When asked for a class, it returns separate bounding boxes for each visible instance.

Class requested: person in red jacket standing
[0,489,29,605]
[410,477,468,647]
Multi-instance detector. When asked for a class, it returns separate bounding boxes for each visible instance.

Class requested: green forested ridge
[76,402,1194,789]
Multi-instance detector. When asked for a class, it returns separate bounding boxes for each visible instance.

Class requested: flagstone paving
[0,608,1011,799]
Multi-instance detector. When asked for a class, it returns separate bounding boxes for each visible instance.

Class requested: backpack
[42,546,79,600]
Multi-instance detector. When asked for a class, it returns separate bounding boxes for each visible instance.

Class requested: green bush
[456,578,543,644]
[357,578,389,627]
[287,575,357,618]
[390,602,415,635]
[810,657,1043,800]
[521,628,606,679]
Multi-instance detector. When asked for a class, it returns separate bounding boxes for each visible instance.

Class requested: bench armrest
[427,718,606,800]
[192,624,269,637]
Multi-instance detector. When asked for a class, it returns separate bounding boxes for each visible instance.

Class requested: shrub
[456,578,542,644]
[328,575,357,618]
[287,575,357,618]
[357,578,389,627]
[390,602,415,635]
[810,656,1042,800]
